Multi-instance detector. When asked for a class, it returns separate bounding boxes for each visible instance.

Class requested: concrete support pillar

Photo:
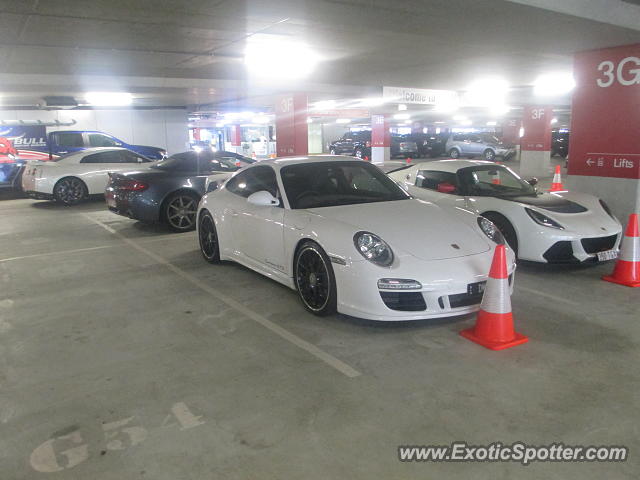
[371,114,390,164]
[275,93,308,157]
[566,43,640,220]
[519,106,553,179]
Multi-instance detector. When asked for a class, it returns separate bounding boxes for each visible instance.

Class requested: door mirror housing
[247,190,280,207]
[527,177,539,186]
[436,182,456,194]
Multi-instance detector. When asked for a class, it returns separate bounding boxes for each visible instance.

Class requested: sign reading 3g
[597,57,640,87]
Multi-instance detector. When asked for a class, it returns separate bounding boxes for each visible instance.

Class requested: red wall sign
[521,106,552,151]
[275,93,308,157]
[371,114,390,147]
[229,125,241,146]
[569,44,640,179]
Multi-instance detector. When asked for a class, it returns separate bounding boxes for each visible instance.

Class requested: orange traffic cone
[406,157,412,164]
[251,151,257,160]
[602,213,640,287]
[460,245,528,350]
[549,165,565,192]
[492,171,501,185]
[269,153,276,159]
[364,156,370,162]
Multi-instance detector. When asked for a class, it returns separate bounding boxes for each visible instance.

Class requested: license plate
[467,281,487,296]
[597,249,618,262]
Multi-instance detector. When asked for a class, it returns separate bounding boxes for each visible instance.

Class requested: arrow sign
[586,158,595,166]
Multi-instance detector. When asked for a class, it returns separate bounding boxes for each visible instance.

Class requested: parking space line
[0,235,194,263]
[516,285,581,307]
[81,213,362,379]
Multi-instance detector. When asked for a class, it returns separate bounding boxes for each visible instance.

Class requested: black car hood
[502,194,588,213]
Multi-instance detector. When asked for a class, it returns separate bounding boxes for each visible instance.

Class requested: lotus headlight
[477,217,505,244]
[525,208,564,229]
[353,231,394,266]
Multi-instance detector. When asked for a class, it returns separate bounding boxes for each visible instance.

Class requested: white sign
[382,86,458,105]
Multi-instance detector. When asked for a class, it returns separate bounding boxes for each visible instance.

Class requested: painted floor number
[30,402,204,473]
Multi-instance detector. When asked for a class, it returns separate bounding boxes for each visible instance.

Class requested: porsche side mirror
[437,182,456,194]
[527,177,539,186]
[247,190,280,207]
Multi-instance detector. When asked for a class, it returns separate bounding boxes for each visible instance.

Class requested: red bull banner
[0,125,49,187]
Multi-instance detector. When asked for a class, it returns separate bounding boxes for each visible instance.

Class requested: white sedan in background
[196,156,515,321]
[22,147,154,205]
[388,160,622,264]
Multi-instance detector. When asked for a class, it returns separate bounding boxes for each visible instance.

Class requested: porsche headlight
[477,217,505,245]
[525,208,564,229]
[353,231,394,266]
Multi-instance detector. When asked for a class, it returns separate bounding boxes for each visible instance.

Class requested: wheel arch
[480,210,519,251]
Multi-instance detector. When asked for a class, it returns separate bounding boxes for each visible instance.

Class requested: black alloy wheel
[53,177,87,205]
[198,210,220,263]
[165,192,199,232]
[294,242,337,316]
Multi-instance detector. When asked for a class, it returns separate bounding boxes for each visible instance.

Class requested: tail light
[116,179,149,191]
[365,141,371,148]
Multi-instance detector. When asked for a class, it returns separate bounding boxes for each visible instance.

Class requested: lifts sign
[0,125,49,162]
[568,44,640,179]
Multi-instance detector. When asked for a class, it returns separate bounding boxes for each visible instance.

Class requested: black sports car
[105,150,253,232]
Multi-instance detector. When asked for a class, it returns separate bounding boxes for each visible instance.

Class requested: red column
[275,93,308,157]
[500,118,521,146]
[230,124,242,147]
[519,106,553,178]
[371,114,390,164]
[568,43,640,220]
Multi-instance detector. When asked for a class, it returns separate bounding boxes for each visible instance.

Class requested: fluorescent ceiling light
[460,119,472,126]
[464,77,509,107]
[393,113,410,120]
[311,100,337,111]
[489,104,511,116]
[215,122,225,127]
[486,121,497,126]
[534,73,575,96]
[453,115,468,122]
[397,104,407,111]
[306,118,313,123]
[336,118,351,124]
[245,40,319,79]
[85,92,132,106]
[551,117,558,124]
[434,121,446,124]
[251,116,270,124]
[358,97,386,107]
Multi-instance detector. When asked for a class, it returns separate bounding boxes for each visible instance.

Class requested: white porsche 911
[196,156,515,321]
[388,160,622,264]
[22,147,153,205]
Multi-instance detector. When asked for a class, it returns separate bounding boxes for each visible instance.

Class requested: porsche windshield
[458,165,537,197]
[281,161,410,209]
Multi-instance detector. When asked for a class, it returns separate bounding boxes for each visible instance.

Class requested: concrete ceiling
[0,0,639,113]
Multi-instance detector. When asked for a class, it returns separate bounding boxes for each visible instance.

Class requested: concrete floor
[0,161,638,479]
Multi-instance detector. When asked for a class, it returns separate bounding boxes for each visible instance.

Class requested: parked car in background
[105,150,252,232]
[551,129,569,158]
[328,131,371,158]
[388,160,621,264]
[329,131,418,159]
[411,133,448,158]
[445,133,516,161]
[35,130,167,160]
[21,147,153,205]
[196,156,514,320]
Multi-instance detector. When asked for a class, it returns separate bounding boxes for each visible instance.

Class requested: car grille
[448,291,483,308]
[543,241,579,263]
[380,292,426,311]
[581,234,618,254]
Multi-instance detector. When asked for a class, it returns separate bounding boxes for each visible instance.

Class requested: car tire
[53,177,87,205]
[329,148,337,155]
[482,212,518,256]
[163,191,200,232]
[198,209,220,263]
[448,148,460,159]
[294,240,337,316]
[483,149,496,161]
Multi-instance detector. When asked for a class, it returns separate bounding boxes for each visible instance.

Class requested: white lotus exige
[388,160,622,264]
[21,147,153,205]
[197,156,515,321]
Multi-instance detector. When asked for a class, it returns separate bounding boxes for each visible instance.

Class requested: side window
[453,133,465,141]
[88,134,119,147]
[415,170,459,193]
[121,151,149,163]
[225,166,278,198]
[80,151,123,164]
[54,132,84,148]
[470,135,481,143]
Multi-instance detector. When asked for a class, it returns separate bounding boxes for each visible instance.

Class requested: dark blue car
[105,150,253,232]
[48,130,166,160]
